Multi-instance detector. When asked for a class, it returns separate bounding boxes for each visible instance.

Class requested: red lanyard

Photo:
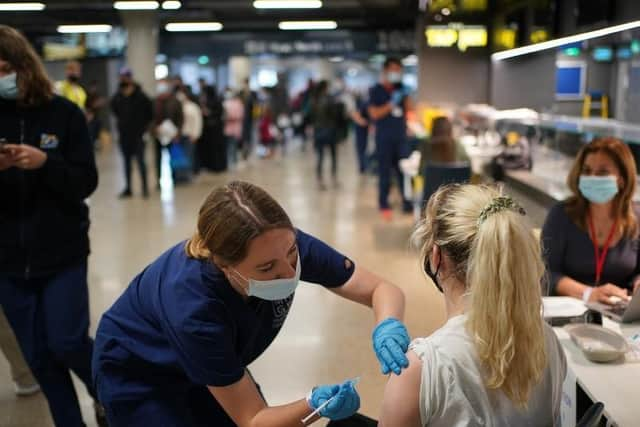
[587,215,619,286]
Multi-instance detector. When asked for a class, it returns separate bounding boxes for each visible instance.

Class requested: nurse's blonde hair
[185,181,294,265]
[413,184,546,407]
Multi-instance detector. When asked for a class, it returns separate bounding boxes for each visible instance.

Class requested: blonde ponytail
[467,203,546,407]
[414,184,547,407]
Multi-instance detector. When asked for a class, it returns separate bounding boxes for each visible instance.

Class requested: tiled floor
[0,138,547,426]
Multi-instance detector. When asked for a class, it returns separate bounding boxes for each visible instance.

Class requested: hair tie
[478,196,526,226]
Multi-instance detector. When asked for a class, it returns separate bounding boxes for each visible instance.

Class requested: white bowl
[564,324,629,363]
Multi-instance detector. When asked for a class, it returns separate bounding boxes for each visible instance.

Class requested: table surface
[554,317,640,426]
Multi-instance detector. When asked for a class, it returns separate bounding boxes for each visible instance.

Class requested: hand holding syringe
[302,377,361,424]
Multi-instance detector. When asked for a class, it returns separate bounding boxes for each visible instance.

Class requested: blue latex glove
[372,317,410,375]
[390,89,405,106]
[308,379,360,421]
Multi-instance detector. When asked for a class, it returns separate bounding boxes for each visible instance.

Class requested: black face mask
[424,253,443,294]
[67,75,79,83]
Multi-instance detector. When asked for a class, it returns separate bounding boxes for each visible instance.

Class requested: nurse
[93,180,410,426]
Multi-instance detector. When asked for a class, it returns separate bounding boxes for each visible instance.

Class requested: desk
[554,318,640,426]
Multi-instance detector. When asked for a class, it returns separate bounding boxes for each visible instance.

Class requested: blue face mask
[232,255,300,301]
[386,71,402,84]
[579,175,619,204]
[0,73,18,100]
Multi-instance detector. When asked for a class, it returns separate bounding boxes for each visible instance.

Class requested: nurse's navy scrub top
[92,229,355,400]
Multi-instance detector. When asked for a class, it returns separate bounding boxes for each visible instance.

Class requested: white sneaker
[14,382,40,397]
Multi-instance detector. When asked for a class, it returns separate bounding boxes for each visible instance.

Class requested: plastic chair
[422,162,472,206]
[576,402,605,427]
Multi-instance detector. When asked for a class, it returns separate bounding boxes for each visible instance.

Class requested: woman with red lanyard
[541,137,640,305]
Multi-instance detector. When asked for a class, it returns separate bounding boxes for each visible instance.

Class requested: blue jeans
[0,261,95,427]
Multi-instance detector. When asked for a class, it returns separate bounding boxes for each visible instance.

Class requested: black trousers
[120,136,147,194]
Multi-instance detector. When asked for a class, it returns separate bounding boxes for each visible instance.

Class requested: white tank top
[409,315,567,427]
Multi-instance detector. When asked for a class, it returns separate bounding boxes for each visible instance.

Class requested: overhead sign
[425,24,487,51]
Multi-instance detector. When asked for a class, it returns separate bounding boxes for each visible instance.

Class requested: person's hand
[0,148,14,171]
[588,284,631,305]
[308,379,360,420]
[6,144,47,170]
[372,317,410,375]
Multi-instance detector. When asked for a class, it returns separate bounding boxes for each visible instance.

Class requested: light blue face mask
[386,71,402,84]
[232,255,300,301]
[579,175,619,204]
[0,73,18,100]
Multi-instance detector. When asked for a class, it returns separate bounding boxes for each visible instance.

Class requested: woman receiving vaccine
[93,181,410,426]
[541,137,640,304]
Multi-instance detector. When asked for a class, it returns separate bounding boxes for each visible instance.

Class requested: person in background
[379,184,566,426]
[223,91,245,170]
[351,91,370,174]
[85,79,105,150]
[259,105,277,158]
[541,137,640,304]
[310,80,340,190]
[153,78,184,185]
[368,57,413,221]
[111,67,153,198]
[196,79,226,173]
[55,60,86,110]
[176,86,203,179]
[0,25,104,427]
[0,307,40,396]
[418,116,469,173]
[240,78,256,160]
[93,180,409,426]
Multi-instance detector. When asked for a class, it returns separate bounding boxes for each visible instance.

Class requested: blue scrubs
[369,83,410,211]
[92,230,355,427]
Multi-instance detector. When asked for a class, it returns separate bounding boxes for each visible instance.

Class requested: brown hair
[185,181,294,266]
[0,25,53,108]
[566,137,638,238]
[430,116,456,163]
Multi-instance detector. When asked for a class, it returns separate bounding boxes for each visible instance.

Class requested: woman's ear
[430,245,440,274]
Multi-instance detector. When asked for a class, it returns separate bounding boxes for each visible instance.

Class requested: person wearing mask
[55,60,86,110]
[0,25,104,427]
[153,78,184,185]
[541,137,640,304]
[175,88,203,182]
[310,80,340,190]
[378,184,567,426]
[223,91,245,170]
[93,180,410,426]
[110,67,153,198]
[240,78,256,160]
[368,57,413,221]
[195,80,225,173]
[418,116,469,173]
[351,91,370,174]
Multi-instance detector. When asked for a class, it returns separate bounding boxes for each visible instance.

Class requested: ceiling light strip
[278,20,337,30]
[492,20,640,61]
[254,1,322,9]
[57,25,113,33]
[113,1,159,10]
[165,22,223,32]
[0,2,45,11]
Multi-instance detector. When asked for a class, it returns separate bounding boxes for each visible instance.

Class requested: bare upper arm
[378,350,423,427]
[208,371,267,427]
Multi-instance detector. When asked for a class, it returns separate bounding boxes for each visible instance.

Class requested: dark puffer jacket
[0,95,98,278]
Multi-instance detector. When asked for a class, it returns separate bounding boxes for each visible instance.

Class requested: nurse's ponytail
[185,181,294,264]
[413,184,546,408]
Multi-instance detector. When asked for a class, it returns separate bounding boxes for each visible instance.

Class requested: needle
[301,377,360,424]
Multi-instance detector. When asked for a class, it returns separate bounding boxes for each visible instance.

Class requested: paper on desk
[624,334,640,363]
[542,297,588,319]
